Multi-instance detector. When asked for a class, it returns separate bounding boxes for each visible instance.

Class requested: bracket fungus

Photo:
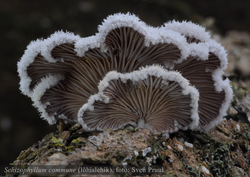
[78,65,199,137]
[17,13,233,136]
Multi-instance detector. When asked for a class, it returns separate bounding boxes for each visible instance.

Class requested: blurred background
[0,0,250,165]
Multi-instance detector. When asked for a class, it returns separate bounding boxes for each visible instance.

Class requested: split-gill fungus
[78,66,199,138]
[17,13,233,137]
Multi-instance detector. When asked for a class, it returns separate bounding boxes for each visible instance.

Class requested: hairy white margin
[78,65,200,133]
[17,39,44,96]
[31,74,64,124]
[18,13,190,97]
[41,30,81,62]
[175,38,232,131]
[17,31,80,96]
[201,39,233,131]
[162,20,211,43]
[191,39,232,131]
[75,12,189,63]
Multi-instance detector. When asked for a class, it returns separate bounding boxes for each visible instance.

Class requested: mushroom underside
[173,53,225,127]
[27,27,183,123]
[19,16,231,132]
[79,69,198,132]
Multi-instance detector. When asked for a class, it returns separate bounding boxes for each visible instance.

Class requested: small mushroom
[171,43,233,130]
[78,65,199,137]
[161,22,233,130]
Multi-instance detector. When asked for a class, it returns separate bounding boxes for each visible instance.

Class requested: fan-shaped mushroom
[17,13,232,132]
[161,22,233,130]
[78,65,199,137]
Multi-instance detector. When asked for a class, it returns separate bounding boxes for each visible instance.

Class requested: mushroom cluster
[18,13,233,137]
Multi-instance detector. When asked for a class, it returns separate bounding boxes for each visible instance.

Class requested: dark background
[0,0,250,165]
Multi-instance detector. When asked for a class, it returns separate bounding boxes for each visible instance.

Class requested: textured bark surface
[11,117,250,177]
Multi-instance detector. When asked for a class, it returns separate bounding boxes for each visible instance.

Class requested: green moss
[49,136,79,152]
[51,136,64,147]
[128,126,139,132]
[65,146,75,152]
[231,83,247,100]
[70,137,86,147]
[150,141,165,160]
[198,163,202,177]
[210,143,231,177]
[184,164,205,177]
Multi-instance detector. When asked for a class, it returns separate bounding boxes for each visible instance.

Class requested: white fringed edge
[202,78,233,131]
[17,31,80,97]
[41,30,81,62]
[185,38,233,131]
[75,12,189,63]
[187,42,209,61]
[78,65,200,132]
[31,74,64,124]
[162,20,211,43]
[18,13,190,98]
[201,39,233,131]
[18,13,193,101]
[17,39,44,96]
